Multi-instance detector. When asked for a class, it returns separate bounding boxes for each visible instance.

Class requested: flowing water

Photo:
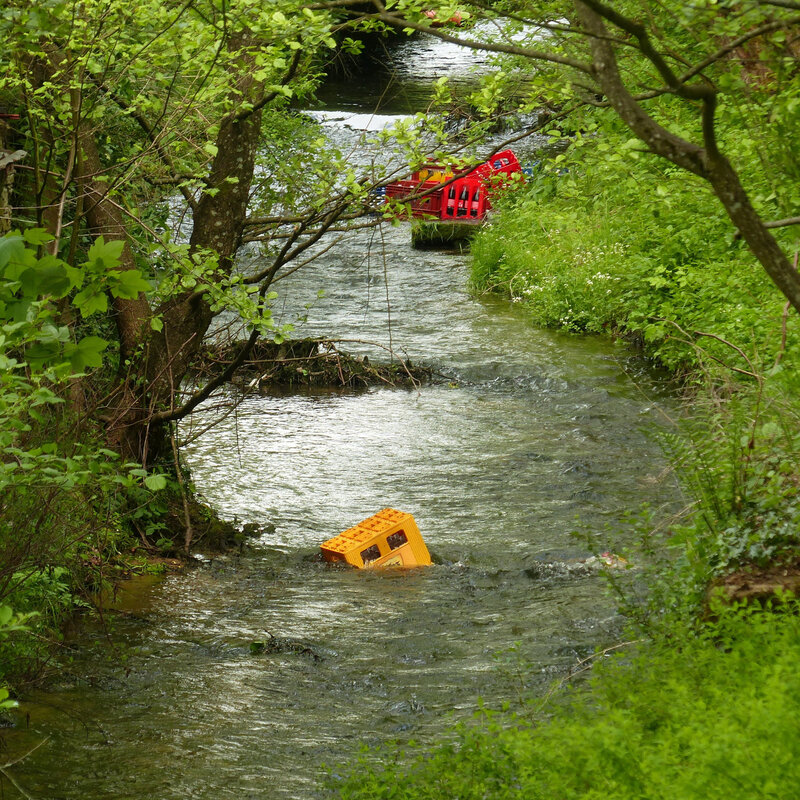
[7,32,678,800]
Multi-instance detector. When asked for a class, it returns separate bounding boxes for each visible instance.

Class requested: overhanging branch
[229,49,304,124]
[370,0,593,74]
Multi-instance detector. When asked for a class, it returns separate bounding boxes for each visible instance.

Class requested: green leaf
[0,235,26,271]
[0,606,12,626]
[23,228,54,246]
[6,299,32,323]
[64,265,84,288]
[19,258,72,298]
[68,335,108,372]
[87,237,125,269]
[111,269,151,299]
[74,286,109,316]
[144,473,167,491]
[26,341,61,368]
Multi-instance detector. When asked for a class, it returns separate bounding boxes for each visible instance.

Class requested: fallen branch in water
[194,337,433,391]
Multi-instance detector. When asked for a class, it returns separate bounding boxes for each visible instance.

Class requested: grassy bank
[471,116,800,380]
[468,116,800,617]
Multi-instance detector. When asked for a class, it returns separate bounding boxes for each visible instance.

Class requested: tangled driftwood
[197,337,431,391]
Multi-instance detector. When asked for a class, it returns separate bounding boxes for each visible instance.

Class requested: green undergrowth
[0,231,176,687]
[595,373,800,632]
[0,230,236,686]
[470,110,800,616]
[0,473,152,686]
[0,451,236,687]
[471,113,800,378]
[332,603,800,799]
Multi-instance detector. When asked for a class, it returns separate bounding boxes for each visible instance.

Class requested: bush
[471,117,799,378]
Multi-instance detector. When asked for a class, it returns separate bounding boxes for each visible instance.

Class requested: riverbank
[470,140,799,380]
[327,114,800,797]
[469,121,800,614]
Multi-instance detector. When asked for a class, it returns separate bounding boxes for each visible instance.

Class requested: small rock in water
[525,552,630,580]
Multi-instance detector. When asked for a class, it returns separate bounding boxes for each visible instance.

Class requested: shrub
[471,119,799,378]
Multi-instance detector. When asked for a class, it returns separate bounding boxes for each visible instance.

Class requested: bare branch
[759,0,800,10]
[152,328,262,423]
[92,78,199,214]
[573,1,707,176]
[663,320,762,380]
[153,195,356,423]
[579,0,713,100]
[764,215,800,231]
[303,0,368,9]
[680,16,800,84]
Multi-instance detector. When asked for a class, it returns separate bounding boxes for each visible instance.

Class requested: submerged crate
[320,509,432,569]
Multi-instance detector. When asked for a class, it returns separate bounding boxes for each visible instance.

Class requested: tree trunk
[145,104,265,416]
[36,36,274,466]
[105,55,266,465]
[574,0,800,316]
[78,125,152,362]
[705,154,800,313]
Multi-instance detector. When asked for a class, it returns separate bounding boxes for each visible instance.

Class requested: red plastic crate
[383,149,522,222]
[385,179,444,218]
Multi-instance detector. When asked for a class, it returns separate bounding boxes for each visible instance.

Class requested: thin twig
[0,737,50,800]
[535,640,643,711]
[170,428,194,553]
[662,319,762,381]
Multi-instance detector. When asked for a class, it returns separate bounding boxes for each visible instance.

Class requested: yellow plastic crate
[320,509,432,568]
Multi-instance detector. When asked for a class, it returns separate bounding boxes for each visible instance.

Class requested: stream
[7,31,678,800]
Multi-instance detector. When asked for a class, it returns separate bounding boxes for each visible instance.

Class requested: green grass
[471,125,800,379]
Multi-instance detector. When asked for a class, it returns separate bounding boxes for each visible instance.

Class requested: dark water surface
[7,31,678,800]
